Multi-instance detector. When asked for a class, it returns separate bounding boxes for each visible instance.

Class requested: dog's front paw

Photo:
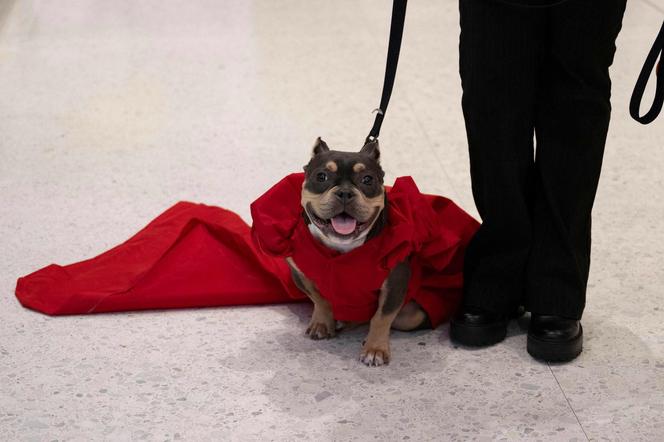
[306,320,336,340]
[306,306,336,340]
[359,339,391,366]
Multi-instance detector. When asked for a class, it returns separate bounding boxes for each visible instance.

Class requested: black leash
[366,0,408,144]
[630,20,664,125]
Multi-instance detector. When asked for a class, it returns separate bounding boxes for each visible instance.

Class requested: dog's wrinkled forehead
[303,137,385,197]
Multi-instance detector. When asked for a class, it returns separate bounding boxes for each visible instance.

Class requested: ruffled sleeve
[413,193,476,271]
[388,176,479,271]
[250,173,305,257]
[387,176,439,249]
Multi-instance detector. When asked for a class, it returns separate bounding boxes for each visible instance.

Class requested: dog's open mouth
[330,213,358,235]
[307,205,376,237]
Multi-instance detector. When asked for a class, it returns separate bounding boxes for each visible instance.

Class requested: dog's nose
[335,189,354,202]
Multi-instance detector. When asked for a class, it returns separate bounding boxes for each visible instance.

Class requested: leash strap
[366,0,408,143]
[630,21,664,125]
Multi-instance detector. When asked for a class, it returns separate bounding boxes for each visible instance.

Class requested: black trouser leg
[525,0,626,319]
[459,0,545,314]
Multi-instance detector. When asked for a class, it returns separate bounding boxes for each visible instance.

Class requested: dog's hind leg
[392,301,431,331]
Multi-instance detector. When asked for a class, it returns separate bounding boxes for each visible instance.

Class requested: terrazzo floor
[1,1,663,440]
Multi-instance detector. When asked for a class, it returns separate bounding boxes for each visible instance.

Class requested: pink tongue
[331,214,357,235]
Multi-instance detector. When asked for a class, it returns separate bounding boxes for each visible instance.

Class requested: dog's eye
[316,172,328,182]
[361,175,373,185]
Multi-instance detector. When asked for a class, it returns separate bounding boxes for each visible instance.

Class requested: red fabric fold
[16,173,479,328]
[15,202,305,315]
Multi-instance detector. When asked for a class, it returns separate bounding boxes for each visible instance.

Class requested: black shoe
[450,306,510,347]
[527,315,583,362]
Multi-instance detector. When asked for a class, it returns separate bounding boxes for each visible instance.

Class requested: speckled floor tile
[1,1,663,441]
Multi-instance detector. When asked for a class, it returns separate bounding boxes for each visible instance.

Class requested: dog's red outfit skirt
[15,173,479,328]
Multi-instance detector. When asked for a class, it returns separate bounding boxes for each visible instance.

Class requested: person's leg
[526,0,626,361]
[527,0,627,319]
[458,0,546,316]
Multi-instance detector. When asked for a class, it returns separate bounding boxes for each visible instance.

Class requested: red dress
[15,173,478,328]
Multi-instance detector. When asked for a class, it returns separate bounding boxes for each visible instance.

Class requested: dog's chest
[290,229,411,321]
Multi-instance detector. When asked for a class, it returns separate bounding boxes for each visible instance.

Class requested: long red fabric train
[15,173,479,328]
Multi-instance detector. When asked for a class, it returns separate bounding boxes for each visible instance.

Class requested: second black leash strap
[630,20,664,125]
[366,0,408,144]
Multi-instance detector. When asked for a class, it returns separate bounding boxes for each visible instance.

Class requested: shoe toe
[527,315,583,362]
[451,306,508,347]
[529,315,580,341]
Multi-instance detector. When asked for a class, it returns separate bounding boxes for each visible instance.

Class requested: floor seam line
[548,363,590,441]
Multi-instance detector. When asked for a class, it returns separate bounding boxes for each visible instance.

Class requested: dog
[285,137,429,366]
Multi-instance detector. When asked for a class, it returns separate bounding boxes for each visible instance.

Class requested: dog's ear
[360,138,380,163]
[312,137,330,157]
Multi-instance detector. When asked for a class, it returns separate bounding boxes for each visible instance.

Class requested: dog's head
[301,137,387,252]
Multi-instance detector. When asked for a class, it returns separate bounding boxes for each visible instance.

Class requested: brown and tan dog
[286,137,429,367]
